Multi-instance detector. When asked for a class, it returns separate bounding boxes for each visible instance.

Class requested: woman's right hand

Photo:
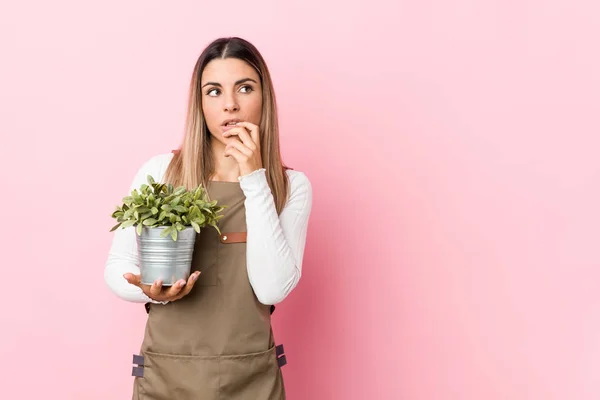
[123,271,201,302]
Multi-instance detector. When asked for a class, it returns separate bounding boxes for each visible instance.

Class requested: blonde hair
[163,37,290,214]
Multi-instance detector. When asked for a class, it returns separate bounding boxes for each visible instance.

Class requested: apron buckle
[275,344,284,357]
[132,354,145,377]
[276,344,287,367]
[277,354,287,368]
[133,354,145,366]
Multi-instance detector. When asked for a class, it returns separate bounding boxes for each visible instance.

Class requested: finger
[149,279,164,297]
[123,273,142,288]
[165,279,186,298]
[174,271,201,300]
[233,121,259,146]
[224,145,248,163]
[223,127,256,150]
[226,140,253,158]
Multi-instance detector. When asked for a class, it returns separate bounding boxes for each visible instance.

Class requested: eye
[239,85,253,94]
[206,88,220,97]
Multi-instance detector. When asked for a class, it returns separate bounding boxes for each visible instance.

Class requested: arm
[104,154,172,304]
[240,169,313,305]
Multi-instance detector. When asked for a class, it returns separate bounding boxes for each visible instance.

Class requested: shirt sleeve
[103,154,172,304]
[239,168,313,305]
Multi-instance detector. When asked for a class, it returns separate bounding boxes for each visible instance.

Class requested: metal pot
[136,226,197,286]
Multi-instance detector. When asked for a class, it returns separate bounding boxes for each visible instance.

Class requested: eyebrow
[201,78,258,88]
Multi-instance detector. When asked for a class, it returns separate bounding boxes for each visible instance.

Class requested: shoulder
[285,169,312,205]
[136,153,175,181]
[129,153,174,190]
[139,152,175,171]
[286,169,311,190]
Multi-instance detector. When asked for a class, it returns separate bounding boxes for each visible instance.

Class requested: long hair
[163,37,290,214]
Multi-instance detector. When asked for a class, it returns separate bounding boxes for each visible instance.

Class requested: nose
[223,95,239,112]
[224,103,239,112]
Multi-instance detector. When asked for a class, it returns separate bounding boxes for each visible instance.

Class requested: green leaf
[111,210,123,218]
[210,222,221,235]
[143,218,158,226]
[147,175,156,185]
[173,205,188,213]
[121,220,136,229]
[191,221,200,233]
[171,229,178,241]
[136,223,143,236]
[158,211,167,221]
[160,226,172,238]
[124,208,135,219]
[109,222,122,232]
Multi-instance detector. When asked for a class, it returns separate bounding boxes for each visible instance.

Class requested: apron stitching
[142,345,276,359]
[216,231,221,285]
[217,356,222,400]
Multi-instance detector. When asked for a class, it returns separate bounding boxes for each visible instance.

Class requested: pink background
[1,0,599,399]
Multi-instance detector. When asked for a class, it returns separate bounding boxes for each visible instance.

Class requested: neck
[209,139,241,182]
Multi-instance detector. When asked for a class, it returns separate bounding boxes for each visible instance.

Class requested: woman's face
[200,58,263,146]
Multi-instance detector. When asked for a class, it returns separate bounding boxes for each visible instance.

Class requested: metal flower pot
[136,226,197,286]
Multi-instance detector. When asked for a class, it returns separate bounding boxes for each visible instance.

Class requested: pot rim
[138,225,197,230]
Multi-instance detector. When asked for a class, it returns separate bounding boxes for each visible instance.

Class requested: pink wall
[1,0,599,399]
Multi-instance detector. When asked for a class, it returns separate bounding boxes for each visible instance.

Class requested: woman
[104,37,312,400]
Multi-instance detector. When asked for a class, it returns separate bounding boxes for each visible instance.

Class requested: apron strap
[220,232,247,243]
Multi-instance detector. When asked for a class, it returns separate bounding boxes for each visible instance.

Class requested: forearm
[104,228,158,304]
[104,154,173,305]
[240,169,312,305]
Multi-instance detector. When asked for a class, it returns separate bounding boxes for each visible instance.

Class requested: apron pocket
[137,350,220,400]
[218,345,285,400]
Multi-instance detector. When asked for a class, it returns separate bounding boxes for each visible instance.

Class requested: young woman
[104,37,312,400]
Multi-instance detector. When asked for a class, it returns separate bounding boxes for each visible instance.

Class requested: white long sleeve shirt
[104,153,312,306]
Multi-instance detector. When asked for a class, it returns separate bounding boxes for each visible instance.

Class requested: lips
[221,118,242,126]
[221,118,242,133]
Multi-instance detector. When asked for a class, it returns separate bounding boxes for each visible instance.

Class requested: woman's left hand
[223,121,263,177]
